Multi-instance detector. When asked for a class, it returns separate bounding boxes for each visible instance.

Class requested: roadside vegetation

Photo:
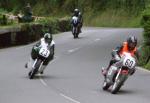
[0,0,147,27]
[139,5,150,70]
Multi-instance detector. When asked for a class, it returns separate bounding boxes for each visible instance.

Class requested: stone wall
[0,17,71,48]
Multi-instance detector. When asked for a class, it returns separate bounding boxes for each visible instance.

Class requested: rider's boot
[40,65,46,74]
[101,66,110,77]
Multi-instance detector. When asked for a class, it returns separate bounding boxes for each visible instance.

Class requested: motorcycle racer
[25,33,55,74]
[102,35,139,76]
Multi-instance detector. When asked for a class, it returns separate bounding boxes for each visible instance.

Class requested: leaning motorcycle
[102,52,136,94]
[71,16,80,38]
[28,46,50,79]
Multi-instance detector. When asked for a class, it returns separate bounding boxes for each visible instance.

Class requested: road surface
[0,27,150,103]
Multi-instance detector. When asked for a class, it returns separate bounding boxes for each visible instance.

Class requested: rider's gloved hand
[115,54,121,61]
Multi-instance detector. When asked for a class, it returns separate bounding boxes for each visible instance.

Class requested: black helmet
[127,36,137,50]
[44,33,52,44]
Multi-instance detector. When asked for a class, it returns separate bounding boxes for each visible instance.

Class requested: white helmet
[44,33,52,44]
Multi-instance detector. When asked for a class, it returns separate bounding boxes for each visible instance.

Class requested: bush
[145,60,150,70]
[0,14,7,25]
[139,45,150,65]
[0,16,71,48]
[36,16,70,34]
[143,21,150,45]
[58,16,71,32]
[18,16,71,43]
[139,5,150,69]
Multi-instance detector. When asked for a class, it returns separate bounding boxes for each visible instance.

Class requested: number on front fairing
[39,48,50,58]
[123,57,136,69]
[72,16,78,24]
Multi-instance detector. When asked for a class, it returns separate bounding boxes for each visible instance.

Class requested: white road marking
[60,93,81,103]
[38,55,81,103]
[40,78,48,86]
[39,57,58,86]
[68,48,80,53]
[40,78,81,103]
[94,38,100,42]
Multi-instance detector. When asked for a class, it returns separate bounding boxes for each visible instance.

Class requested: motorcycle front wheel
[28,59,42,79]
[111,74,127,94]
[111,78,124,94]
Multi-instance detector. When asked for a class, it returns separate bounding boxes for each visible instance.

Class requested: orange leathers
[119,42,137,56]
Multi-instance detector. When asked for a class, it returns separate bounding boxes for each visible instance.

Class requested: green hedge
[140,6,150,69]
[143,20,150,45]
[0,14,7,25]
[18,16,71,43]
[145,60,150,70]
[139,45,150,65]
[0,16,71,48]
[35,16,71,34]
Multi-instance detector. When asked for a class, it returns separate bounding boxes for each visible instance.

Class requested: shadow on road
[99,88,138,95]
[118,89,138,95]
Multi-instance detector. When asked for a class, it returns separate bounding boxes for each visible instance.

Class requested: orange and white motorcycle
[102,52,137,94]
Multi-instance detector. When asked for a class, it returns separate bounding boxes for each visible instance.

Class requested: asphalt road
[0,27,150,103]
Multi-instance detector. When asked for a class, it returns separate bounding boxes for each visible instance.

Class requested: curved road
[0,27,150,103]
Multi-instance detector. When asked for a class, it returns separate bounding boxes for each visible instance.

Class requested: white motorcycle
[71,16,80,38]
[28,46,50,79]
[102,52,136,94]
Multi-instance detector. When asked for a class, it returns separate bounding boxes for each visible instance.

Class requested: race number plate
[123,56,136,69]
[39,48,50,58]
